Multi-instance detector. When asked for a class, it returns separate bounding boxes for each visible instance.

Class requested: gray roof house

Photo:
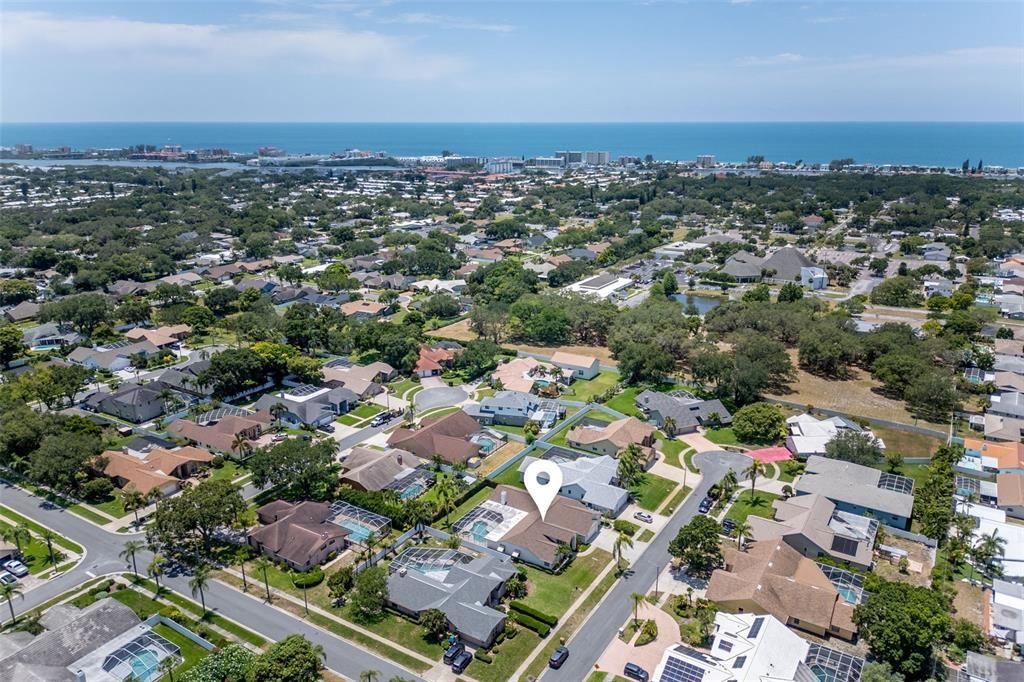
[989,391,1024,419]
[22,322,82,350]
[85,382,168,424]
[795,456,915,530]
[253,385,360,428]
[635,390,731,434]
[387,548,518,648]
[3,300,40,323]
[517,452,629,516]
[0,600,156,682]
[760,247,816,282]
[465,390,541,427]
[720,251,764,282]
[68,339,161,372]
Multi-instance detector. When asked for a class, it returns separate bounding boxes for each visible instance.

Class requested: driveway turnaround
[541,450,751,682]
[414,385,469,411]
[0,479,425,682]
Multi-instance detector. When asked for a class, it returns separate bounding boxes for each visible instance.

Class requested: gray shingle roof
[795,456,914,519]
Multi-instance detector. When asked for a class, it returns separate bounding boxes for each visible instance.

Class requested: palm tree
[744,459,766,500]
[733,520,752,551]
[0,582,23,625]
[122,488,146,525]
[189,564,211,616]
[158,654,177,682]
[148,554,165,595]
[972,531,1008,579]
[235,548,250,592]
[613,531,634,574]
[2,526,30,557]
[269,402,286,430]
[253,556,273,602]
[360,671,380,682]
[39,529,58,567]
[629,591,645,628]
[662,417,677,438]
[435,477,457,527]
[121,540,144,577]
[231,433,249,459]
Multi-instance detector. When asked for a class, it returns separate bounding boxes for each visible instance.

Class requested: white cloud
[385,12,514,33]
[738,52,805,66]
[1,10,464,81]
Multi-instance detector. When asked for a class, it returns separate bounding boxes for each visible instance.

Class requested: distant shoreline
[2,121,1022,167]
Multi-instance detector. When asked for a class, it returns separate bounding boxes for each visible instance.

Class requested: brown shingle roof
[249,501,349,568]
[998,473,1024,507]
[490,485,598,565]
[387,410,481,464]
[568,416,655,450]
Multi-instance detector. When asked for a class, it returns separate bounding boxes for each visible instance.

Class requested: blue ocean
[2,122,1023,167]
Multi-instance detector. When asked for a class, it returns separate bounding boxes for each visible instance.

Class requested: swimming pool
[340,520,373,542]
[130,650,160,681]
[471,519,490,542]
[399,482,425,500]
[836,585,859,604]
[477,437,497,454]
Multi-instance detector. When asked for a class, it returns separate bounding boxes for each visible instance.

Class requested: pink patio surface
[747,446,793,463]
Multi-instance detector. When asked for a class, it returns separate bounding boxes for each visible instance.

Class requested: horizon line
[4,120,1023,126]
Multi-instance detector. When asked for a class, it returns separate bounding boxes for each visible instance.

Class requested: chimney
[396,452,402,465]
[500,489,507,505]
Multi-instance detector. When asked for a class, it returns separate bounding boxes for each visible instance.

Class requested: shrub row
[509,601,558,626]
[292,567,324,588]
[510,611,551,637]
[473,650,493,664]
[613,519,639,536]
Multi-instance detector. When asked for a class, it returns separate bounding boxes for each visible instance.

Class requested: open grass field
[429,318,618,366]
[520,549,613,616]
[562,370,620,402]
[767,350,945,429]
[870,425,945,458]
[632,473,677,512]
[725,490,780,524]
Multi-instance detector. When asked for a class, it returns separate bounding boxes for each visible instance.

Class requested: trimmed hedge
[510,611,551,637]
[292,567,324,588]
[613,519,639,536]
[474,650,493,664]
[509,601,558,626]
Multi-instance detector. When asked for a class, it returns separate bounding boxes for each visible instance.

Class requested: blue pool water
[399,483,425,500]
[340,520,372,542]
[471,520,489,543]
[130,649,160,681]
[836,585,859,605]
[477,437,497,454]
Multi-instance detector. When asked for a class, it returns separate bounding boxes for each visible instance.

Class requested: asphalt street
[0,478,425,682]
[541,450,751,681]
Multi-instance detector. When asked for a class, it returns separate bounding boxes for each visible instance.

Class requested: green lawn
[490,465,526,489]
[153,622,211,678]
[387,377,420,397]
[91,488,130,518]
[351,403,384,419]
[868,461,931,490]
[762,463,778,479]
[484,627,541,681]
[0,520,65,574]
[0,505,82,553]
[659,436,688,469]
[208,460,245,483]
[476,387,497,399]
[492,423,527,437]
[705,427,740,446]
[683,449,700,474]
[562,370,619,403]
[637,529,655,543]
[604,387,643,417]
[520,549,613,616]
[337,414,362,426]
[725,490,780,524]
[631,473,677,512]
[778,460,799,482]
[660,486,693,517]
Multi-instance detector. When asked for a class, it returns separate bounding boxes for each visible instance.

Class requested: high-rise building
[584,151,610,165]
[555,150,584,164]
[528,157,566,169]
[697,154,717,168]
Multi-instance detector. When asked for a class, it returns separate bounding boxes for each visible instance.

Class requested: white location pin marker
[523,460,563,522]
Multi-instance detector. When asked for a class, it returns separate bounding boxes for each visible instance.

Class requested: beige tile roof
[997,473,1024,507]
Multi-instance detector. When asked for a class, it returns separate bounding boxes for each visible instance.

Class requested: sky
[2,0,1022,123]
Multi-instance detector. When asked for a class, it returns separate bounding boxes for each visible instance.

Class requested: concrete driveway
[414,385,469,411]
[596,598,680,678]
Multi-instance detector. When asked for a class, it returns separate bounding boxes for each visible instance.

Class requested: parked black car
[549,646,569,669]
[624,662,650,681]
[698,497,713,514]
[451,650,472,674]
[443,641,465,665]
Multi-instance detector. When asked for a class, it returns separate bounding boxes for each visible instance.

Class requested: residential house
[339,300,390,319]
[97,445,213,496]
[785,413,884,458]
[747,494,878,570]
[984,413,1024,442]
[387,409,483,465]
[721,251,765,283]
[990,392,1024,420]
[340,447,424,492]
[635,389,731,434]
[22,322,82,350]
[411,278,466,295]
[414,342,462,377]
[124,324,190,350]
[651,613,860,682]
[85,382,168,424]
[516,452,629,516]
[567,416,656,462]
[166,410,272,457]
[454,485,600,569]
[997,473,1024,520]
[3,300,39,323]
[961,652,1024,682]
[248,500,350,571]
[706,540,858,640]
[795,456,915,529]
[963,502,1024,579]
[466,391,541,427]
[989,579,1024,646]
[253,385,359,428]
[549,351,600,380]
[157,359,213,398]
[67,339,161,372]
[564,273,633,300]
[387,547,517,648]
[490,356,564,394]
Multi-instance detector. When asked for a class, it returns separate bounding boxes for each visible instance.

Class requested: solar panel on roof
[659,657,707,682]
[747,616,765,639]
[732,656,747,669]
